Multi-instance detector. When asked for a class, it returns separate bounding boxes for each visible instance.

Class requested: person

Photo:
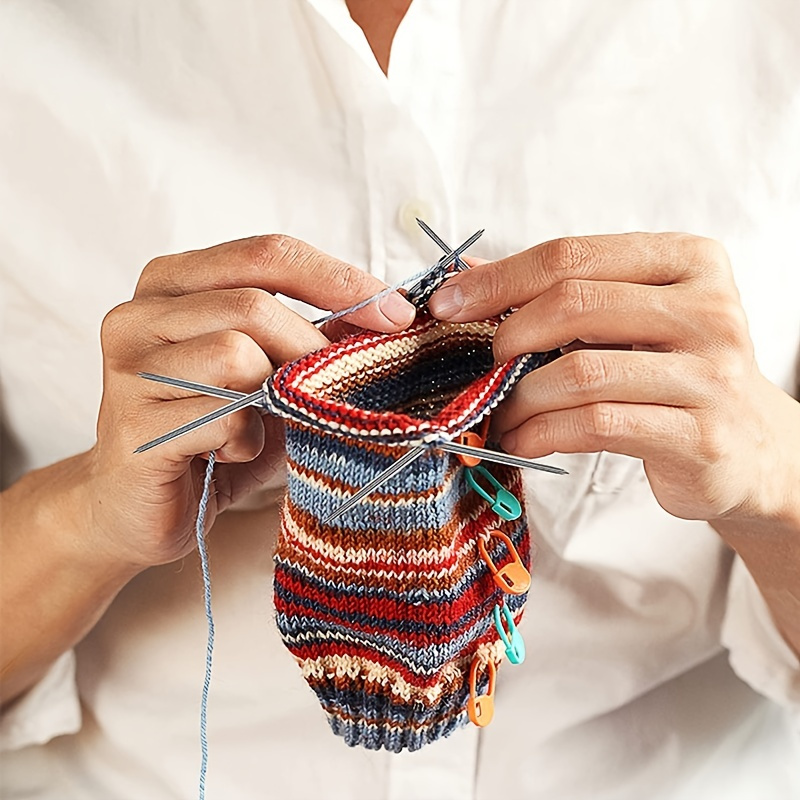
[1,1,798,798]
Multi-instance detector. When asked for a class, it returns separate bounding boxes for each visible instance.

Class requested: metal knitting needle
[136,374,569,475]
[421,228,482,274]
[400,227,484,300]
[134,387,265,453]
[310,228,483,326]
[138,372,248,402]
[415,219,470,272]
[437,441,568,475]
[321,445,429,524]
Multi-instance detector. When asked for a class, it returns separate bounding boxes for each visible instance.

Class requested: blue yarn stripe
[195,452,216,800]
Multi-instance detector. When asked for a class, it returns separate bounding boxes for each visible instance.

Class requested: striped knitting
[268,312,555,752]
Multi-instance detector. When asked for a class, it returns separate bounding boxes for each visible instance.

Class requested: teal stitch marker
[493,603,526,665]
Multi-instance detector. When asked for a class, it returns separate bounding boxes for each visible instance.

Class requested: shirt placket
[299,3,480,799]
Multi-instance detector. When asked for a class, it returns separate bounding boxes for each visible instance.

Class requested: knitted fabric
[266,312,555,752]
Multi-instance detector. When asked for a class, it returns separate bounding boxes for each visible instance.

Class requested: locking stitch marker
[478,530,532,595]
[493,603,526,665]
[465,464,523,520]
[454,416,491,467]
[467,657,497,727]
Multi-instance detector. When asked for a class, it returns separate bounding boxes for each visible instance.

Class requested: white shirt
[1,2,799,798]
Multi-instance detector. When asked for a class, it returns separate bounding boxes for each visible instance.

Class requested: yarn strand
[195,452,217,800]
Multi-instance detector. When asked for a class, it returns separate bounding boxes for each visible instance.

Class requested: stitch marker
[467,656,496,727]
[465,465,523,520]
[493,603,526,665]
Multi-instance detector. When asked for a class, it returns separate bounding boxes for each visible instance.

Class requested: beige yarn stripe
[299,642,505,705]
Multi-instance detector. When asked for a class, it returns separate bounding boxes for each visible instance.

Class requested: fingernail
[501,430,518,452]
[429,284,464,319]
[378,292,416,326]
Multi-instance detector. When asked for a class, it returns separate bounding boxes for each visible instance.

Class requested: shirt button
[398,199,434,237]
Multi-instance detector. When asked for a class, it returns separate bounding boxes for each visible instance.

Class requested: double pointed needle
[320,446,428,524]
[134,375,264,453]
[415,219,470,271]
[135,374,567,482]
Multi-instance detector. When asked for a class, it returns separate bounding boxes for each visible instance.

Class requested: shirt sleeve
[0,650,82,751]
[721,555,800,715]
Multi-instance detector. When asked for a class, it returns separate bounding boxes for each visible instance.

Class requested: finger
[135,235,416,332]
[460,256,490,268]
[499,401,698,463]
[492,281,695,362]
[212,418,286,511]
[137,330,274,397]
[493,349,707,435]
[319,319,364,342]
[429,233,730,322]
[109,289,329,366]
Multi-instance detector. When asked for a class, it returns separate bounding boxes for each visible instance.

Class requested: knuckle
[580,403,625,444]
[566,350,609,395]
[556,278,591,316]
[706,295,750,347]
[709,352,748,393]
[135,255,168,292]
[475,264,507,307]
[543,237,594,280]
[693,236,730,268]
[324,259,363,297]
[250,233,300,271]
[100,302,132,351]
[230,287,273,325]
[719,299,749,343]
[697,416,728,465]
[209,330,256,378]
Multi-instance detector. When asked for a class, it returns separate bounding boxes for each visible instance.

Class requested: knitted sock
[267,312,555,752]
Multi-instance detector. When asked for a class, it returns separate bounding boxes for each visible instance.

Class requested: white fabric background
[1,1,799,798]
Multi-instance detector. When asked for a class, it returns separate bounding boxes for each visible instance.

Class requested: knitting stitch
[268,312,556,752]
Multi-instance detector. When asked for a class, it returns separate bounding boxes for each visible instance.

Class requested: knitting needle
[415,219,470,271]
[134,387,265,453]
[321,445,429,524]
[136,374,569,475]
[313,229,484,326]
[322,439,567,523]
[437,441,568,475]
[138,372,250,402]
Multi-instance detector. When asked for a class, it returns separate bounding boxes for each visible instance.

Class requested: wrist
[13,451,144,590]
[715,380,800,538]
[0,453,142,704]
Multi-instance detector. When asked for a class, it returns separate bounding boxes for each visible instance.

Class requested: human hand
[86,235,415,569]
[429,233,800,524]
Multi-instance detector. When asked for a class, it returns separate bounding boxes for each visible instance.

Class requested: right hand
[85,235,415,570]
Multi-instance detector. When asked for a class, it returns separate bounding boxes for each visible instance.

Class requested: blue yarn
[311,231,480,326]
[311,262,439,326]
[195,452,216,800]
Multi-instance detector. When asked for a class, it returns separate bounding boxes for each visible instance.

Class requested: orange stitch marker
[455,416,491,467]
[467,656,496,727]
[478,530,531,595]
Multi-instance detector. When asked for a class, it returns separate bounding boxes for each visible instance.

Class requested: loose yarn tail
[195,452,217,800]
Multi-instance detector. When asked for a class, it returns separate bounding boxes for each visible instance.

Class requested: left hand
[429,233,800,523]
